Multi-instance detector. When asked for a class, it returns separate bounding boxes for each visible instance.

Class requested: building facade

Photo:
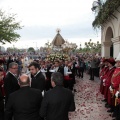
[92,0,120,58]
[101,7,120,58]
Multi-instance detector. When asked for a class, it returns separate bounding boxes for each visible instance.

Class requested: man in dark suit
[29,61,46,94]
[5,74,43,120]
[53,60,64,75]
[4,62,20,104]
[40,72,75,120]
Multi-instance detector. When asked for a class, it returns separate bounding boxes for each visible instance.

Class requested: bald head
[19,74,30,87]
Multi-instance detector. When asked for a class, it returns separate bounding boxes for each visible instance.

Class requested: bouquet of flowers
[46,54,69,62]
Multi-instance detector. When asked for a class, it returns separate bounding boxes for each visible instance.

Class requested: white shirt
[54,67,59,72]
[64,66,68,76]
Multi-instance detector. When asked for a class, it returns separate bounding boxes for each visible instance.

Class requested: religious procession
[1,0,120,120]
[1,49,120,120]
[0,49,101,120]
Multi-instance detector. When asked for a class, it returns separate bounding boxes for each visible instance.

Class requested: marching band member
[100,59,109,95]
[109,53,120,119]
[102,58,116,109]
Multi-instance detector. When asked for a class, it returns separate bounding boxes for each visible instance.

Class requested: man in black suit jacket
[40,72,75,120]
[29,61,46,93]
[5,74,43,120]
[53,60,64,75]
[4,62,20,104]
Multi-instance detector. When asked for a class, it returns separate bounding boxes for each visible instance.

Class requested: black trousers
[0,100,4,120]
[45,80,52,91]
[80,67,84,78]
[64,80,73,90]
[115,105,120,120]
[89,68,96,80]
[75,67,80,77]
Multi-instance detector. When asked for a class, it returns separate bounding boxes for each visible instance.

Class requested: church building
[92,0,120,58]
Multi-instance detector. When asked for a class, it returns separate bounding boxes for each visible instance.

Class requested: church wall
[101,6,120,58]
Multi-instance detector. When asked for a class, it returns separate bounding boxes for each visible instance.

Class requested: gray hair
[9,62,18,68]
[51,72,63,86]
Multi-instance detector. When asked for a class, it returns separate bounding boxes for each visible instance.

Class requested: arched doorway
[110,44,113,57]
[105,27,114,57]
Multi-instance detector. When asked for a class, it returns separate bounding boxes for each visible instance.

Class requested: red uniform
[109,68,120,106]
[100,66,109,94]
[111,68,120,92]
[103,67,115,105]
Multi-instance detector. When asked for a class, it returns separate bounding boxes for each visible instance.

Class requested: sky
[0,0,101,50]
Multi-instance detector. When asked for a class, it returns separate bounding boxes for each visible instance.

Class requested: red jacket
[111,68,120,92]
[105,67,116,86]
[100,66,109,80]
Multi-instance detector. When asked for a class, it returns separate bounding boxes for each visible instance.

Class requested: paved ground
[69,74,113,120]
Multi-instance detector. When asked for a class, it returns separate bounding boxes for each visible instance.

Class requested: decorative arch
[104,25,114,57]
[105,21,115,38]
[101,9,120,58]
[102,22,114,43]
[105,27,113,41]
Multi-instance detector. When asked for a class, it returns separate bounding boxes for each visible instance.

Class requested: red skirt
[64,76,71,80]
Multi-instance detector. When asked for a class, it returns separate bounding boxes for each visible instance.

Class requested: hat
[115,52,120,61]
[103,59,108,63]
[108,58,116,66]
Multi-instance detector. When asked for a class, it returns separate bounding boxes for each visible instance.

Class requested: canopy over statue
[52,29,65,46]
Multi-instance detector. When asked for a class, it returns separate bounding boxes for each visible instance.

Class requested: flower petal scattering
[69,74,112,120]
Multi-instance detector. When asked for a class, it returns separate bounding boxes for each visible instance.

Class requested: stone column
[101,41,112,58]
[111,36,120,58]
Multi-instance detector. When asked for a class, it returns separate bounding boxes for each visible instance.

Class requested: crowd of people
[0,52,114,120]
